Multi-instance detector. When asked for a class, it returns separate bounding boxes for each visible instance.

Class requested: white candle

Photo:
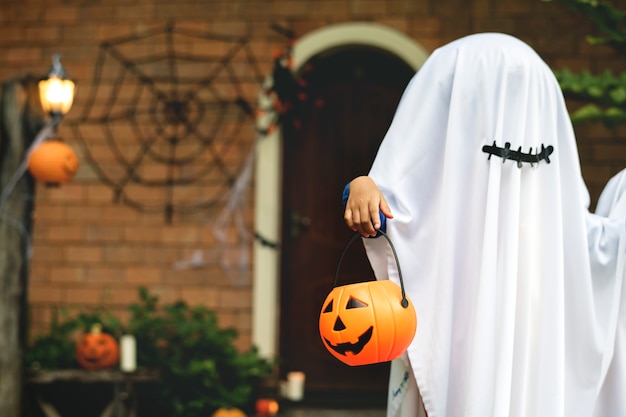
[285,371,305,401]
[120,334,137,372]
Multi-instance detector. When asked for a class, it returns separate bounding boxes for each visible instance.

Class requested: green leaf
[609,86,626,103]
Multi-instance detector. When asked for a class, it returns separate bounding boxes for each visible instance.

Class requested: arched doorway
[280,44,415,406]
[252,22,429,406]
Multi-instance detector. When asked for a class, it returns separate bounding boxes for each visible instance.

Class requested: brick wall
[1,0,625,352]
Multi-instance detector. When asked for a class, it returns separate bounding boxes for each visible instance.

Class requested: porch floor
[282,407,385,417]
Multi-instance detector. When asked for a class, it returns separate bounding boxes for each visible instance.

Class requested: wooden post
[0,76,45,417]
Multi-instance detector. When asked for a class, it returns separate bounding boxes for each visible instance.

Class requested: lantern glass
[39,75,75,116]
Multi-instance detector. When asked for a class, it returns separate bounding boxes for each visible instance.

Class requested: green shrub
[26,287,273,417]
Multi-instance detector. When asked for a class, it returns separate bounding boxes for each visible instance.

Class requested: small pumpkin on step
[211,407,247,417]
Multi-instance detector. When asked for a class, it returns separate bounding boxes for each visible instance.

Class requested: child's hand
[344,176,393,237]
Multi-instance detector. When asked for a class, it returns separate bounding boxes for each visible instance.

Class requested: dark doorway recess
[280,44,415,408]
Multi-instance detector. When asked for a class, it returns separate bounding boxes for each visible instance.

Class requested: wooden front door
[280,46,414,406]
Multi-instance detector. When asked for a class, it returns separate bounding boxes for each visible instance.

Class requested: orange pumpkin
[255,398,279,415]
[211,407,247,417]
[28,140,79,185]
[319,232,417,366]
[76,324,119,370]
[319,280,417,366]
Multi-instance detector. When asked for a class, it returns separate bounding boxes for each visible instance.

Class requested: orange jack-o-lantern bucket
[28,140,79,185]
[319,231,417,366]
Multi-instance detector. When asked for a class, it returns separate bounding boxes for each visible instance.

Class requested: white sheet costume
[594,168,626,417]
[361,33,626,417]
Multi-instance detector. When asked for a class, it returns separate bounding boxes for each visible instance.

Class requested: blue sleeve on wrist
[343,183,386,237]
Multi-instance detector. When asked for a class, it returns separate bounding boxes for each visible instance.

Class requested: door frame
[252,22,429,359]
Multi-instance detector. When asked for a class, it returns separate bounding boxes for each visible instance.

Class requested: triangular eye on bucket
[482,141,554,168]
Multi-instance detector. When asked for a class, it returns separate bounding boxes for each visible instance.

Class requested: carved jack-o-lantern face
[319,280,417,366]
[28,140,79,185]
[76,324,119,370]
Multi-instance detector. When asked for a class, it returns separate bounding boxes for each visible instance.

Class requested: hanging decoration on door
[256,24,323,139]
[67,22,264,222]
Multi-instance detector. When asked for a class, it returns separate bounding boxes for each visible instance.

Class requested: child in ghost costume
[344,33,626,417]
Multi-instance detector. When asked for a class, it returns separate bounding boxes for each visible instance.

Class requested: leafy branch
[545,0,626,127]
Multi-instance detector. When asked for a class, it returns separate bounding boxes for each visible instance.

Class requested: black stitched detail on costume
[482,141,554,168]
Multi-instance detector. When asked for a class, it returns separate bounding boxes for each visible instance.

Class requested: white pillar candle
[120,334,137,372]
[285,371,305,401]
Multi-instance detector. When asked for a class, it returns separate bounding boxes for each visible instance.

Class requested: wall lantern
[38,53,75,119]
[0,53,79,212]
[26,53,78,186]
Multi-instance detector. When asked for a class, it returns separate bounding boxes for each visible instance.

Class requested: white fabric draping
[593,168,626,417]
[362,33,626,417]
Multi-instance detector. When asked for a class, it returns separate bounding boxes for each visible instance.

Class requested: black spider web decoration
[67,23,264,222]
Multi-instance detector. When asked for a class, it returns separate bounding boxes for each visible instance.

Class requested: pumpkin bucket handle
[333,230,410,309]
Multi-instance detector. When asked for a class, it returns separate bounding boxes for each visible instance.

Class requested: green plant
[545,0,626,127]
[26,287,273,417]
[26,309,122,370]
[127,288,273,417]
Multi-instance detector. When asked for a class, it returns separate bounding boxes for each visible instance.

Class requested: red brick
[181,287,220,308]
[494,0,531,16]
[143,247,177,266]
[216,311,237,328]
[0,28,25,44]
[34,204,65,224]
[408,17,440,36]
[175,21,211,33]
[0,7,15,23]
[31,244,65,262]
[5,47,43,64]
[50,266,86,284]
[233,333,252,352]
[593,145,626,164]
[11,6,44,22]
[66,245,103,263]
[81,6,116,21]
[123,226,161,242]
[113,5,156,20]
[235,310,252,330]
[65,205,105,222]
[29,265,51,283]
[161,226,200,244]
[154,4,213,19]
[62,26,100,43]
[101,286,141,306]
[145,286,181,305]
[210,21,250,37]
[165,267,214,286]
[97,24,133,41]
[29,306,52,334]
[29,286,63,303]
[26,26,61,43]
[86,266,124,283]
[377,18,409,34]
[65,287,105,304]
[103,245,144,264]
[101,206,140,223]
[44,224,84,242]
[219,288,251,309]
[124,266,163,285]
[38,184,87,204]
[349,0,387,16]
[44,6,81,23]
[85,225,122,242]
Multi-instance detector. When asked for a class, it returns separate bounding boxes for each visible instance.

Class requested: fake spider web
[68,23,264,222]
